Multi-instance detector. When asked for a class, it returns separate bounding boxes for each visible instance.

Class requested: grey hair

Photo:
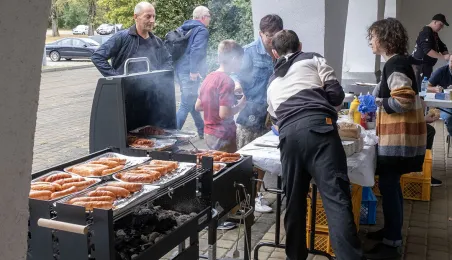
[193,6,210,19]
[134,1,154,15]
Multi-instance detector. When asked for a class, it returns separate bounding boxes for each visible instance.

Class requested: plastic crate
[360,187,377,225]
[372,149,432,198]
[307,184,362,231]
[306,227,334,256]
[401,176,431,201]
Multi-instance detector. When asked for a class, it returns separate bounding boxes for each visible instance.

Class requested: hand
[444,54,451,61]
[448,85,452,89]
[425,113,440,123]
[190,72,200,81]
[435,86,444,93]
[237,95,247,109]
[234,81,243,93]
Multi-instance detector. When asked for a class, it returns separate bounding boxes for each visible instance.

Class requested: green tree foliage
[59,0,89,29]
[206,0,254,70]
[64,0,254,70]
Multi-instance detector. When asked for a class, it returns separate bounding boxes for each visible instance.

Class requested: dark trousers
[427,123,435,150]
[378,172,403,246]
[378,123,435,247]
[412,64,434,91]
[279,115,363,260]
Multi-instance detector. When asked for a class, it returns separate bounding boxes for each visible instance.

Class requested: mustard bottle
[349,97,361,124]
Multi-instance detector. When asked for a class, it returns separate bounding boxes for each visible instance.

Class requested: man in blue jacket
[91,2,172,76]
[175,6,211,138]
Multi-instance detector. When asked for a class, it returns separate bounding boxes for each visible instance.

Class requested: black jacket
[92,25,173,77]
[412,26,448,66]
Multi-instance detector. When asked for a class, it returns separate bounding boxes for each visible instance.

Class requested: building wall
[342,0,385,74]
[0,0,51,259]
[250,0,349,81]
[399,0,452,69]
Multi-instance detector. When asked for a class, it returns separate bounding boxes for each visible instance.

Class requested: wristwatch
[375,98,383,107]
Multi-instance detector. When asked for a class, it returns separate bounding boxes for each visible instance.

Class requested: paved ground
[33,67,452,259]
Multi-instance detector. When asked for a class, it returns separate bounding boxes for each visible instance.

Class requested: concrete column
[0,0,51,259]
[342,0,385,80]
[250,0,349,82]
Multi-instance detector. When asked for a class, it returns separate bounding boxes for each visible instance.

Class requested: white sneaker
[255,198,272,213]
[257,193,270,206]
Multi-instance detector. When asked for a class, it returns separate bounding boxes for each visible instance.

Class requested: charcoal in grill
[113,204,195,260]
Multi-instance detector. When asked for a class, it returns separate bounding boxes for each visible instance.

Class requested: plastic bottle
[349,96,361,124]
[420,76,428,96]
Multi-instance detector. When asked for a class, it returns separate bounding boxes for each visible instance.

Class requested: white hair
[193,6,210,19]
[134,1,154,15]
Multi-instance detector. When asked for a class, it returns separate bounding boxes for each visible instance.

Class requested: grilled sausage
[220,157,239,163]
[50,186,77,199]
[101,165,124,176]
[89,160,120,168]
[44,173,72,182]
[107,182,142,192]
[31,183,57,192]
[117,173,157,183]
[69,196,115,204]
[61,179,96,191]
[96,186,130,198]
[87,190,116,198]
[72,201,113,210]
[54,177,86,185]
[29,190,52,200]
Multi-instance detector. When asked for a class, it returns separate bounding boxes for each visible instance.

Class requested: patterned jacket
[374,54,426,174]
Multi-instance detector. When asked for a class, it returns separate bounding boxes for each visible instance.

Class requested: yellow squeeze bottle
[349,97,361,124]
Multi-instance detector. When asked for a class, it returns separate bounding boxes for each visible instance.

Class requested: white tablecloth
[237,131,376,187]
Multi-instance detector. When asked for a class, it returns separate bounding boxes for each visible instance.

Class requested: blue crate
[360,187,377,225]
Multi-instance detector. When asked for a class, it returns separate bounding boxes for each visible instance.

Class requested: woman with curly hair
[365,18,426,259]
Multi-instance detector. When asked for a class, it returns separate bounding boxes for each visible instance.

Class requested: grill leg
[253,175,286,260]
[207,218,217,260]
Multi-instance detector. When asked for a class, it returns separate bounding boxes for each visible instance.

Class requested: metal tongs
[188,139,199,153]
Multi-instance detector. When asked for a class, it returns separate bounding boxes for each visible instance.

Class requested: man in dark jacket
[267,30,364,260]
[412,13,450,90]
[91,2,172,77]
[175,6,211,138]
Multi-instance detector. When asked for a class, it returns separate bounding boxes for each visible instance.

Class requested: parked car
[72,25,89,35]
[45,38,100,61]
[96,24,119,35]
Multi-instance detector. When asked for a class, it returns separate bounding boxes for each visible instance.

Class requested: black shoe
[364,243,402,259]
[366,228,384,241]
[199,134,204,140]
[431,177,442,187]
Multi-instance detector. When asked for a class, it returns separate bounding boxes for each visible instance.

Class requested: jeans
[440,109,452,136]
[279,115,363,260]
[378,172,403,246]
[176,73,204,135]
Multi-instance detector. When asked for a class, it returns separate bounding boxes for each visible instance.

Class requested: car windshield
[75,25,85,29]
[83,38,100,46]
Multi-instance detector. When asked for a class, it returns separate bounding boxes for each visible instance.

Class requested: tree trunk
[88,0,96,36]
[50,0,59,37]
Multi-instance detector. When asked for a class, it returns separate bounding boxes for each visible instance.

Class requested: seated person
[427,55,452,135]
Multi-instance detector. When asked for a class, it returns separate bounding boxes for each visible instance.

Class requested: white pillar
[342,0,385,78]
[251,0,349,82]
[0,0,50,259]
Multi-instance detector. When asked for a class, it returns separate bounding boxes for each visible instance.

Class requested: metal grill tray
[56,181,160,216]
[63,152,150,179]
[31,171,101,203]
[129,138,177,151]
[112,162,197,188]
[145,129,198,141]
[195,150,244,165]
